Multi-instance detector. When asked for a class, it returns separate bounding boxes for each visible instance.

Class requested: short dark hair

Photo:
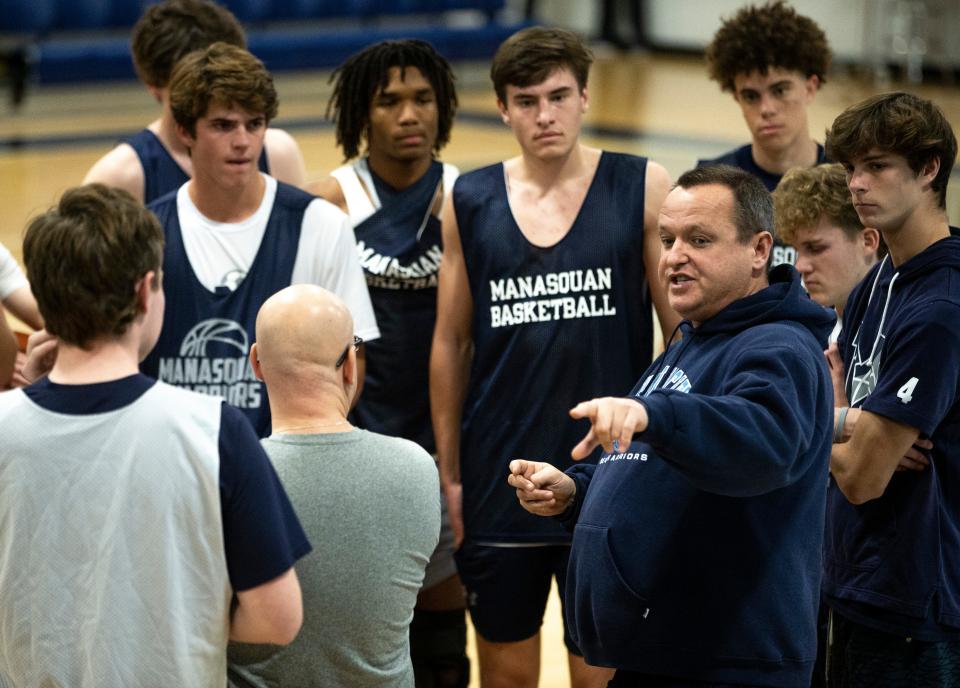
[169,42,278,137]
[490,27,593,103]
[706,0,830,92]
[131,0,246,89]
[825,91,957,208]
[676,165,774,243]
[23,184,164,348]
[327,39,458,161]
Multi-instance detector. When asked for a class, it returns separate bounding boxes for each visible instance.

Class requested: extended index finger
[569,399,598,420]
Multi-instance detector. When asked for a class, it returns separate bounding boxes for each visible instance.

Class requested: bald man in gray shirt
[228,285,440,688]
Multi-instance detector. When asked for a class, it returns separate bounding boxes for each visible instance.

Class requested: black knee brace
[410,608,469,688]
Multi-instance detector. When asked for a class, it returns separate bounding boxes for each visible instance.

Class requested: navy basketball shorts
[454,541,579,653]
[608,671,753,687]
[827,609,960,687]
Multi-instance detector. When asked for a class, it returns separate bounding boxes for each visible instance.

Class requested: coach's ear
[752,231,773,274]
[250,343,264,381]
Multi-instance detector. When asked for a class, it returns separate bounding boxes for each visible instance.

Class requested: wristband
[834,406,849,443]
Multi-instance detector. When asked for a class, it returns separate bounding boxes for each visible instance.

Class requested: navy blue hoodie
[563,266,835,687]
[825,236,960,640]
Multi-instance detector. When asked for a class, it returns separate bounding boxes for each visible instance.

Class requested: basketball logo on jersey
[180,319,248,357]
[488,267,618,328]
[219,269,247,291]
[157,318,261,408]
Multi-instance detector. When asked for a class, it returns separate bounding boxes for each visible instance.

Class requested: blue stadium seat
[26,0,528,85]
[54,0,113,30]
[0,0,57,33]
[221,0,274,23]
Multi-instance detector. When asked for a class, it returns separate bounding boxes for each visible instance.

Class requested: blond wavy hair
[773,163,862,245]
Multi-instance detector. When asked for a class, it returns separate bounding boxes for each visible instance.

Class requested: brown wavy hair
[24,184,164,348]
[169,42,278,137]
[825,92,957,209]
[131,0,245,89]
[773,164,865,245]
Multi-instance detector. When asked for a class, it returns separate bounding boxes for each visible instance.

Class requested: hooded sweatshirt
[824,236,960,639]
[563,265,835,687]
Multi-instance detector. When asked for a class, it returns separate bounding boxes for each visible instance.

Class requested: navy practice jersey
[350,160,444,452]
[127,129,269,205]
[825,237,960,639]
[697,143,828,268]
[454,152,654,543]
[141,183,312,437]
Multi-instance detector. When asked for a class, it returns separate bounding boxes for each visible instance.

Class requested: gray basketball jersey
[0,382,231,687]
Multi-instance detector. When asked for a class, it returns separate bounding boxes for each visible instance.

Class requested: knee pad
[411,609,469,688]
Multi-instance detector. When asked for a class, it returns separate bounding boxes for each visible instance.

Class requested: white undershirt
[829,316,842,345]
[175,175,379,340]
[0,242,27,301]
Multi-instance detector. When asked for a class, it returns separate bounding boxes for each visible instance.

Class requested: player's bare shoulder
[83,143,146,203]
[264,128,306,187]
[644,160,672,212]
[306,175,348,215]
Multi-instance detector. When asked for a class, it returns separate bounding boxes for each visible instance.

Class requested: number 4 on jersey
[897,377,919,404]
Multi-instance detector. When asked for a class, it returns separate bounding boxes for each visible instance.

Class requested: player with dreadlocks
[308,39,467,688]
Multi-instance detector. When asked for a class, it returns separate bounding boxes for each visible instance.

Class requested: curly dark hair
[706,0,830,92]
[327,40,458,161]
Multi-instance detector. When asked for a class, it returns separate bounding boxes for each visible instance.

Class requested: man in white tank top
[0,184,310,687]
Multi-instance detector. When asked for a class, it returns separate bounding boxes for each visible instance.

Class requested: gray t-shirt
[228,427,440,688]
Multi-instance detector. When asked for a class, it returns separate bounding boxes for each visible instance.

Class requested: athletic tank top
[332,158,458,453]
[0,382,230,688]
[454,152,654,542]
[127,128,270,205]
[141,182,311,436]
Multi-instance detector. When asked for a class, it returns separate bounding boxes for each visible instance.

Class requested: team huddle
[0,1,958,687]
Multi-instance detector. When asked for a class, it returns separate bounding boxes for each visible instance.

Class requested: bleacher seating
[0,0,527,96]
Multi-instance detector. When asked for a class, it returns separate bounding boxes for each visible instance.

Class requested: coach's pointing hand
[569,397,649,460]
[508,460,575,517]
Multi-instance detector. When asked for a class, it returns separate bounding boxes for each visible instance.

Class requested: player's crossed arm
[824,343,931,502]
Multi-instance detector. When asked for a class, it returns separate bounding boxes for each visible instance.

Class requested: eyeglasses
[335,335,363,368]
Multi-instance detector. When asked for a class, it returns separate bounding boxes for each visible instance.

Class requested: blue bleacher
[0,0,528,87]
